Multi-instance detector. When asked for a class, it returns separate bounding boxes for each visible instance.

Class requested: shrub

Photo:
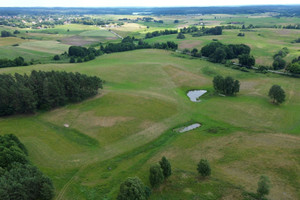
[159,156,171,179]
[257,175,271,199]
[53,55,60,60]
[117,177,148,200]
[149,164,164,188]
[197,159,211,177]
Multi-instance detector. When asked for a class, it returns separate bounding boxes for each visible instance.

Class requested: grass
[0,49,299,200]
[0,14,300,200]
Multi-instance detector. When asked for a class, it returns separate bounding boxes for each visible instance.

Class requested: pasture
[0,49,299,200]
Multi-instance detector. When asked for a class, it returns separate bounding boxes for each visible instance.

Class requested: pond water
[187,90,207,102]
[178,123,201,133]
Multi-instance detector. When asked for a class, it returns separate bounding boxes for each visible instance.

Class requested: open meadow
[1,48,300,199]
[1,7,300,200]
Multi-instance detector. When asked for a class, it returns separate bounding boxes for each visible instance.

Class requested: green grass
[1,14,300,200]
[0,49,299,200]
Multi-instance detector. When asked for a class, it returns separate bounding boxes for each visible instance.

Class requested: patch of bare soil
[179,40,202,49]
[60,36,99,46]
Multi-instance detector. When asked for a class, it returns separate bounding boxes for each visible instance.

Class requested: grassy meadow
[0,13,300,200]
[0,49,300,200]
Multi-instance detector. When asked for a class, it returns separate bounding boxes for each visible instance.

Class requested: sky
[0,0,299,7]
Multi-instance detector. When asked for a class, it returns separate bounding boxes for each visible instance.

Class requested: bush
[272,56,286,70]
[257,175,271,199]
[117,177,148,200]
[213,75,240,95]
[159,156,171,179]
[238,54,255,67]
[286,62,300,74]
[70,57,75,63]
[177,32,185,39]
[1,30,13,37]
[77,58,83,63]
[149,164,164,188]
[53,55,60,60]
[197,159,211,177]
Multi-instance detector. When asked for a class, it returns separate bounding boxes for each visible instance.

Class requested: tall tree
[149,164,164,188]
[159,156,171,179]
[268,85,285,104]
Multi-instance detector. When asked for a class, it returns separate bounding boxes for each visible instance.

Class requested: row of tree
[191,26,223,37]
[117,156,171,200]
[100,37,178,54]
[145,29,178,39]
[0,70,103,116]
[0,134,54,200]
[0,56,28,68]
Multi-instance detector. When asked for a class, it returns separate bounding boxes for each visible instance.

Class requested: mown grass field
[0,49,299,200]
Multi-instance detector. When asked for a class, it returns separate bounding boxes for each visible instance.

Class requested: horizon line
[1,4,300,8]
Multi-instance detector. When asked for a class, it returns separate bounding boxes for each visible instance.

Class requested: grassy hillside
[0,49,299,200]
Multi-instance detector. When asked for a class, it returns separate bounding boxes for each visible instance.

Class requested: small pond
[177,123,201,133]
[187,90,207,102]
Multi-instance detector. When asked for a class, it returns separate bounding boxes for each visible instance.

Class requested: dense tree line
[213,75,240,95]
[0,56,28,68]
[0,134,54,200]
[1,30,14,37]
[201,42,252,64]
[102,36,178,53]
[0,70,103,116]
[180,26,223,36]
[71,17,108,26]
[145,29,178,39]
[68,46,102,63]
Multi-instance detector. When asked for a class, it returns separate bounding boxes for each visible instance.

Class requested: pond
[187,90,207,102]
[177,123,201,133]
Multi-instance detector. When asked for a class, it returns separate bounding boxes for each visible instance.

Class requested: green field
[1,12,300,200]
[1,49,299,200]
[144,28,300,66]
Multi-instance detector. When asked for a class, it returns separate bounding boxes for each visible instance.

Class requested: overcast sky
[0,0,299,7]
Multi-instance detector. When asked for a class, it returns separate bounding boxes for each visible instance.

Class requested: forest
[0,71,103,116]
